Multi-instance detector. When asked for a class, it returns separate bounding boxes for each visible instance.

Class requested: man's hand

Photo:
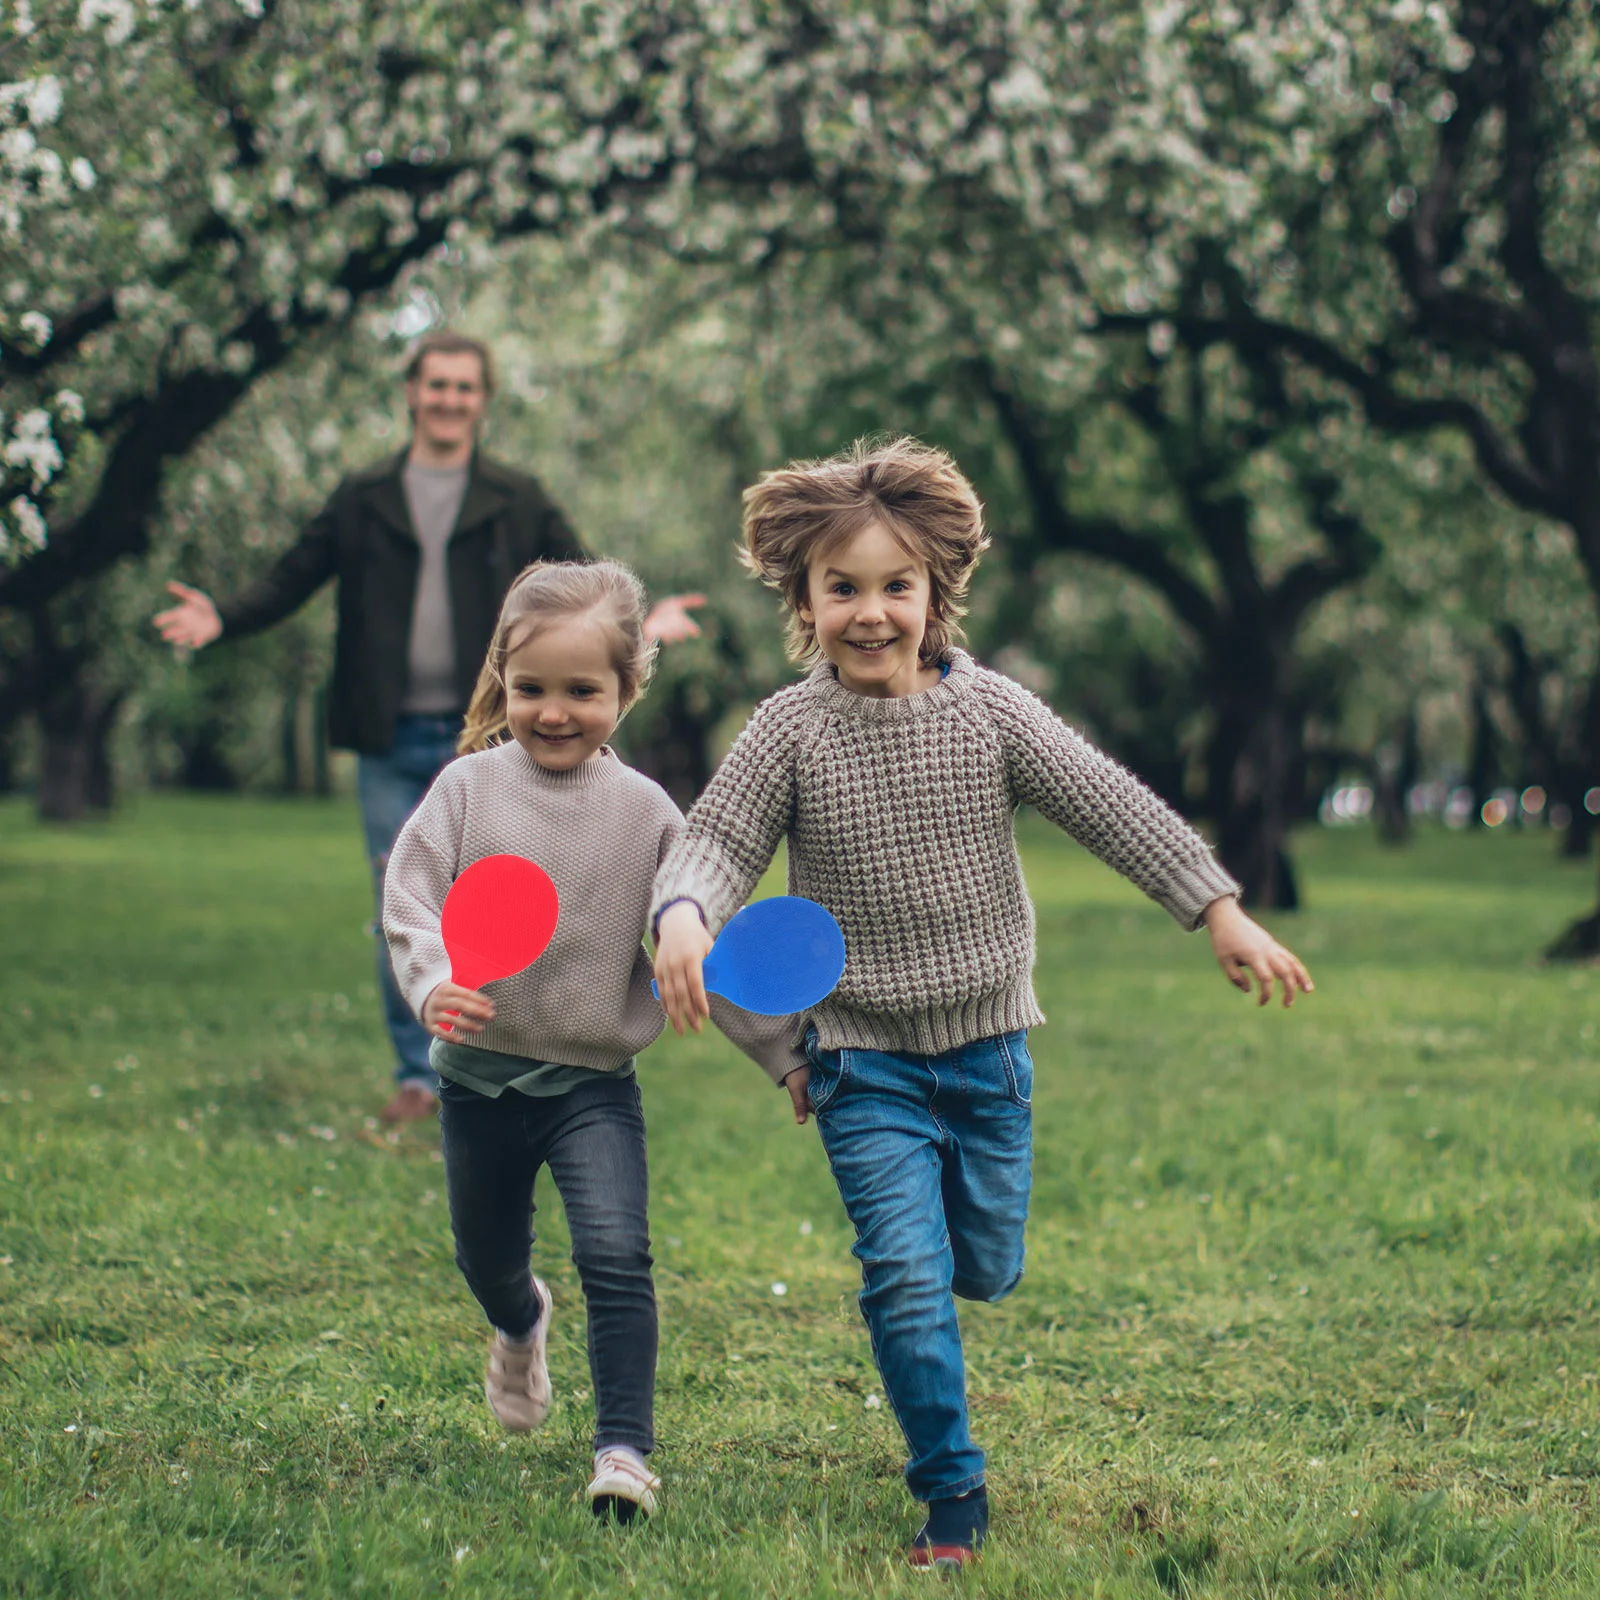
[643,593,706,645]
[421,980,496,1040]
[782,1065,813,1126]
[1203,896,1314,1008]
[153,582,223,652]
[653,901,713,1034]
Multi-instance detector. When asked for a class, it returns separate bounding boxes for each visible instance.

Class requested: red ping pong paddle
[440,854,560,999]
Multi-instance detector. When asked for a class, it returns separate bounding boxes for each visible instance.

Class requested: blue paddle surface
[654,896,846,1015]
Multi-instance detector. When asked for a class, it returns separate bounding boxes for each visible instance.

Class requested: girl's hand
[654,901,713,1034]
[1203,896,1314,1008]
[421,981,495,1039]
[782,1065,813,1126]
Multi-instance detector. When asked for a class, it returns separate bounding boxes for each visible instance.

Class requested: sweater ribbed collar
[804,647,976,722]
[501,738,624,789]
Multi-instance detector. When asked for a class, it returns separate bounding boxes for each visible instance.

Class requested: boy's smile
[801,521,943,699]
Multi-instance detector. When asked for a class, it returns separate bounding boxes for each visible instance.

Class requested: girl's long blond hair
[457,560,658,755]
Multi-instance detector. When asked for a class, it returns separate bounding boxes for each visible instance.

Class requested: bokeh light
[1481,797,1509,827]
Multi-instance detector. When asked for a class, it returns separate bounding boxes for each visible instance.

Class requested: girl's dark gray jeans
[438,1073,656,1455]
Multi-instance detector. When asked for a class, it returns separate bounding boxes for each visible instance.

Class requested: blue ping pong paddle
[654,895,846,1015]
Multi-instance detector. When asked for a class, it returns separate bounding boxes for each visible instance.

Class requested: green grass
[2,795,1599,1598]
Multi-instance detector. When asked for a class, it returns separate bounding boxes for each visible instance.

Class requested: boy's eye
[886,580,909,593]
[831,583,855,597]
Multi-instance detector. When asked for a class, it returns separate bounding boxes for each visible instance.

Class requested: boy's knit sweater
[650,649,1241,1057]
[384,740,804,1084]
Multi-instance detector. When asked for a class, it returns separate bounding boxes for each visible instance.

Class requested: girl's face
[800,520,941,699]
[503,615,622,770]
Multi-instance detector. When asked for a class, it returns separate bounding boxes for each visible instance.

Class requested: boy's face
[503,617,621,770]
[800,521,939,699]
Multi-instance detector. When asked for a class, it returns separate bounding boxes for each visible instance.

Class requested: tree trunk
[1465,677,1500,828]
[312,683,331,796]
[624,677,717,810]
[35,674,122,822]
[280,687,302,793]
[1206,696,1303,911]
[1372,709,1420,846]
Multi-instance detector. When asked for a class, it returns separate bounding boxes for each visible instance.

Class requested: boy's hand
[782,1065,813,1125]
[654,901,713,1034]
[421,981,495,1039]
[1203,896,1314,1008]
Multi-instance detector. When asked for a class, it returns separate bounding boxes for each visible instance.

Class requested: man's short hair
[404,331,495,395]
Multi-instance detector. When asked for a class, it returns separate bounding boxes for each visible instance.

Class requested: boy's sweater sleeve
[988,674,1241,930]
[649,693,802,937]
[381,776,463,1020]
[653,802,806,1086]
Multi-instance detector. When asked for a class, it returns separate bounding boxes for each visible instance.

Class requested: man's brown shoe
[380,1082,439,1123]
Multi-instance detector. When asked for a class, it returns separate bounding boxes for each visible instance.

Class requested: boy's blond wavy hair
[739,436,990,669]
[457,560,657,755]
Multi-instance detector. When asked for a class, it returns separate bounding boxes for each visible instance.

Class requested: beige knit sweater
[383,740,805,1084]
[650,649,1241,1056]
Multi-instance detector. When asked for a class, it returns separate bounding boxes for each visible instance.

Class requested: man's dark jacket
[216,451,582,755]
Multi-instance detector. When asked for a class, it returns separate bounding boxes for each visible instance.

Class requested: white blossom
[4,409,62,488]
[77,0,135,45]
[9,495,46,550]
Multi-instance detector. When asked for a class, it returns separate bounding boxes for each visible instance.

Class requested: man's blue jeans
[804,1029,1034,1502]
[357,714,461,1086]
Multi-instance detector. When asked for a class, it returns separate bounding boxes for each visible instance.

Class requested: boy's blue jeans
[357,714,461,1086]
[804,1028,1034,1502]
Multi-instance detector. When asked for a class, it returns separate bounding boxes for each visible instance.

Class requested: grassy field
[2,795,1599,1598]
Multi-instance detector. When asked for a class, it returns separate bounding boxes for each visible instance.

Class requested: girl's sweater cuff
[406,960,455,1021]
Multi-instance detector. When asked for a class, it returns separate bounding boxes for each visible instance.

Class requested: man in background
[154,331,702,1121]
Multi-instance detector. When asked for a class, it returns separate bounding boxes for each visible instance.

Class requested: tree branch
[972,359,1220,645]
[1092,309,1566,520]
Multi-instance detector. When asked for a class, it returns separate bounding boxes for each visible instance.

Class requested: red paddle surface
[441,854,559,991]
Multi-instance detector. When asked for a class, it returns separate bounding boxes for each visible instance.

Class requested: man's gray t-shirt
[400,463,469,714]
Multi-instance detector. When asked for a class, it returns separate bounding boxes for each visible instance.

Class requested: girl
[652,439,1313,1568]
[383,559,801,1522]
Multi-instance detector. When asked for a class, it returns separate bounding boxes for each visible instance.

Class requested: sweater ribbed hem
[809,986,1046,1058]
[467,1024,653,1072]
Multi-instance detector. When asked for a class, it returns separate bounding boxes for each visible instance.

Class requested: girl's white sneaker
[483,1277,552,1432]
[587,1446,660,1523]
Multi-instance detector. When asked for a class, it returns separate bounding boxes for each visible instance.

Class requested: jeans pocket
[803,1030,848,1113]
[997,1032,1033,1108]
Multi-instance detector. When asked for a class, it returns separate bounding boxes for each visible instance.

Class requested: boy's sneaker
[908,1485,988,1572]
[483,1277,552,1433]
[587,1446,660,1524]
